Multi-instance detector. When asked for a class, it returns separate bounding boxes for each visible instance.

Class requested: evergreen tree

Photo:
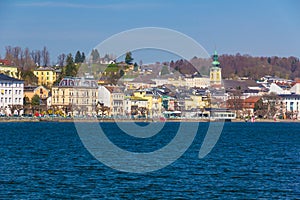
[63,54,78,77]
[133,62,139,71]
[75,51,82,63]
[81,52,86,62]
[119,69,125,77]
[125,52,133,65]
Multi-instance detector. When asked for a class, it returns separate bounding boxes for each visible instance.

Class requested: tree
[57,53,66,67]
[31,94,40,106]
[31,50,41,66]
[91,49,100,63]
[161,65,170,76]
[133,62,139,71]
[75,50,82,63]
[63,54,78,77]
[21,70,38,85]
[41,46,50,67]
[81,52,86,62]
[125,52,133,65]
[119,69,125,77]
[22,48,34,70]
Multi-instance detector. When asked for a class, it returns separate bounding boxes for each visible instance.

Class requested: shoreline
[0,117,299,123]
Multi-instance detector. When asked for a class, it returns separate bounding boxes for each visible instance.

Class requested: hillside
[171,54,300,80]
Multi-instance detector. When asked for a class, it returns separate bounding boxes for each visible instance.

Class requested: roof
[0,59,12,66]
[0,73,23,82]
[24,85,49,92]
[34,67,56,71]
[223,79,258,91]
[104,86,114,93]
[244,96,261,103]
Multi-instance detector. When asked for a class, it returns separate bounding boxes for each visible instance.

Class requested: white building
[185,77,210,88]
[290,83,300,94]
[279,94,300,119]
[269,83,290,95]
[0,74,24,114]
[98,85,112,107]
[98,86,125,116]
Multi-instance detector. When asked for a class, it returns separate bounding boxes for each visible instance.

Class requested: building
[210,51,222,86]
[33,67,57,87]
[51,77,98,116]
[111,87,125,117]
[279,94,300,119]
[24,85,50,101]
[242,96,261,116]
[0,59,12,66]
[0,74,24,114]
[185,77,210,88]
[0,65,20,79]
[290,83,300,94]
[98,85,113,108]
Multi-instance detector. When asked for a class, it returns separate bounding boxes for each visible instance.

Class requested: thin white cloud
[15,1,160,10]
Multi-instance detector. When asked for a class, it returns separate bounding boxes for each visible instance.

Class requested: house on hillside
[0,65,19,79]
[33,67,57,87]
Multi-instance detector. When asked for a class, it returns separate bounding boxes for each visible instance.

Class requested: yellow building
[0,66,20,79]
[185,95,210,110]
[51,77,98,116]
[24,85,50,101]
[33,67,57,87]
[210,51,222,86]
[132,90,154,112]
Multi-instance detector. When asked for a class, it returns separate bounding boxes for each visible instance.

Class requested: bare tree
[23,48,34,70]
[57,53,66,67]
[30,50,42,66]
[41,46,50,67]
[5,46,13,60]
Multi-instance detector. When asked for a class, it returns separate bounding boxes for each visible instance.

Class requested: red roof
[0,59,12,66]
[244,96,261,103]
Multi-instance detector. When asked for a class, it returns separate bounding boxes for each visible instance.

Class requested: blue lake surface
[0,122,299,199]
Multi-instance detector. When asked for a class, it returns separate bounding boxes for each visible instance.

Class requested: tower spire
[212,50,220,67]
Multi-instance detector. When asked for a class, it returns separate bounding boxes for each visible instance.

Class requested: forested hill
[170,54,300,80]
[218,54,300,80]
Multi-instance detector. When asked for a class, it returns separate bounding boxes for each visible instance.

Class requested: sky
[0,0,299,64]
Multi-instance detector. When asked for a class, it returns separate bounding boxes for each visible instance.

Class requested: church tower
[210,50,222,86]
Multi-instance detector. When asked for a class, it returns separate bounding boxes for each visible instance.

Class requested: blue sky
[0,0,299,64]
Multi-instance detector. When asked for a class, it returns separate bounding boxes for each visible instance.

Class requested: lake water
[0,122,299,199]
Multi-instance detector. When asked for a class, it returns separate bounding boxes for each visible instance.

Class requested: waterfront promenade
[0,116,299,123]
